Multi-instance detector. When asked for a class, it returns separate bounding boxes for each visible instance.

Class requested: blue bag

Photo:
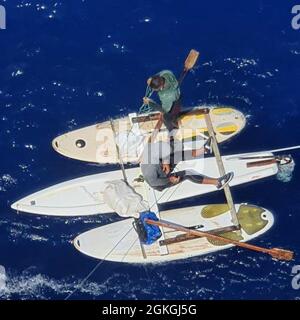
[138,211,162,245]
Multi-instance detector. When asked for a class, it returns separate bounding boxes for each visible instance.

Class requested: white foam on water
[0,266,6,291]
[290,50,300,55]
[0,268,107,299]
[66,119,77,129]
[24,144,36,150]
[8,227,49,242]
[139,17,152,23]
[0,174,17,192]
[224,57,259,68]
[94,91,104,97]
[11,70,24,77]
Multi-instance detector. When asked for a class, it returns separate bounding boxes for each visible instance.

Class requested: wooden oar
[145,219,294,261]
[160,225,239,246]
[178,49,200,85]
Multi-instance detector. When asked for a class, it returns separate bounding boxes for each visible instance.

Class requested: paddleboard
[52,106,246,164]
[73,204,274,263]
[11,150,279,216]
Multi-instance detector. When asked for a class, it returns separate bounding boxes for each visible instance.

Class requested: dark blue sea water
[0,0,300,300]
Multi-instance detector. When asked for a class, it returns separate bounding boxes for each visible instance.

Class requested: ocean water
[0,0,300,300]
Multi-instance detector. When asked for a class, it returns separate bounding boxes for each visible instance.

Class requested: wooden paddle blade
[184,49,200,70]
[269,248,294,261]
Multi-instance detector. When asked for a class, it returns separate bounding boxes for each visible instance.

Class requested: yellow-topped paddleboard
[52,105,246,164]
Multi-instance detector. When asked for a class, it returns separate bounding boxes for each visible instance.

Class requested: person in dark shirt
[140,139,233,191]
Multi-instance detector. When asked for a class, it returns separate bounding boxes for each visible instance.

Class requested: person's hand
[169,175,180,184]
[143,97,151,105]
[162,163,171,174]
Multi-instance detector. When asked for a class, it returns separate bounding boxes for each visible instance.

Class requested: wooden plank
[131,108,210,124]
[131,113,161,124]
[204,113,240,227]
[246,158,277,168]
[179,108,209,117]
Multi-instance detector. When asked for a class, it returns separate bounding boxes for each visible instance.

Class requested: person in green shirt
[143,70,181,132]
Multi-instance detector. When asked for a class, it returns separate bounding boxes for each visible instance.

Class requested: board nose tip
[11,201,17,210]
[52,138,59,149]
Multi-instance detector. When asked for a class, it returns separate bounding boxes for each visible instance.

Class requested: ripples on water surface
[0,0,300,299]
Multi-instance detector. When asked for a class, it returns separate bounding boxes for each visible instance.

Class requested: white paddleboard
[11,150,279,216]
[52,106,246,164]
[73,204,274,264]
